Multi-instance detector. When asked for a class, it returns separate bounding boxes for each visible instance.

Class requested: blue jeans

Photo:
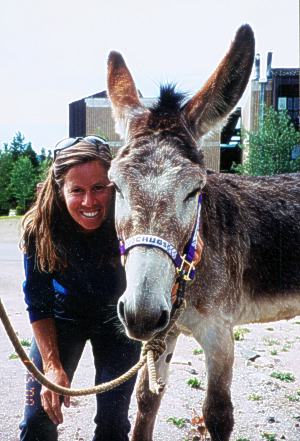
[19,318,141,441]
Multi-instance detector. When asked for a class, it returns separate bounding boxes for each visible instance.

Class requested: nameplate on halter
[124,235,178,261]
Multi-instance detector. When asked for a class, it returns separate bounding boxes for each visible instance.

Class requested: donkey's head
[107,25,254,340]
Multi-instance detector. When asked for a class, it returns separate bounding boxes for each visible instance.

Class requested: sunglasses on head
[54,136,109,160]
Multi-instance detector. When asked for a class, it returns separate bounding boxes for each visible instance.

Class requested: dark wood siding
[69,99,86,137]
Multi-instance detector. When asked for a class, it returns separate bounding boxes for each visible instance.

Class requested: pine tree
[10,157,37,212]
[38,157,52,182]
[9,132,38,168]
[0,148,14,212]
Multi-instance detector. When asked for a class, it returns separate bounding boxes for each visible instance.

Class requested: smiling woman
[63,161,113,231]
[19,138,140,441]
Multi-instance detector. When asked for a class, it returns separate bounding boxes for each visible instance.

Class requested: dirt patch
[0,219,299,441]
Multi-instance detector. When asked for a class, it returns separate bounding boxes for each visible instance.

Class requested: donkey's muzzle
[118,298,170,341]
[117,247,174,340]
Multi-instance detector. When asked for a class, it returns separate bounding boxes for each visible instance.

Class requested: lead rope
[0,233,203,396]
[144,233,204,394]
[142,302,186,394]
[0,296,185,396]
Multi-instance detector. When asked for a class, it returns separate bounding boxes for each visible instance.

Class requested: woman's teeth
[82,211,99,218]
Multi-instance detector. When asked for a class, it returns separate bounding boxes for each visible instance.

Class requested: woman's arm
[23,252,55,323]
[23,251,69,423]
[32,318,70,425]
[32,318,61,370]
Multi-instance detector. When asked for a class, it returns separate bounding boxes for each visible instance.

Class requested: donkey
[107,25,300,441]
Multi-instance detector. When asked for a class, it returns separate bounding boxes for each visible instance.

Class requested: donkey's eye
[184,188,200,202]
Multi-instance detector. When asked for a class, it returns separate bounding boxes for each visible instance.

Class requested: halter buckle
[176,254,196,281]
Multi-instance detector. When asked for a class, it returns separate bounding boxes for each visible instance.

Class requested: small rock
[249,354,261,362]
[267,416,276,423]
[172,357,192,366]
[189,369,198,375]
[241,349,261,361]
[70,398,80,407]
[243,351,261,361]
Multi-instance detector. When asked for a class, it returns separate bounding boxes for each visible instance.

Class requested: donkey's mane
[117,84,204,166]
[151,84,187,115]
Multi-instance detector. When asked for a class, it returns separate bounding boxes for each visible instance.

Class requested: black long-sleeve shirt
[23,229,125,324]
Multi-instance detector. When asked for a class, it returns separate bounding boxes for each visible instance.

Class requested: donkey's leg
[131,331,179,441]
[194,321,234,441]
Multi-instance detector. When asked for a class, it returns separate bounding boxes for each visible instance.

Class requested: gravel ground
[0,218,299,441]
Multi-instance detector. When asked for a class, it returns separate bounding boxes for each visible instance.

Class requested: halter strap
[119,194,202,282]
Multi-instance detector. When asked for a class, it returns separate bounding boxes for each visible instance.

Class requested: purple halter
[119,194,202,282]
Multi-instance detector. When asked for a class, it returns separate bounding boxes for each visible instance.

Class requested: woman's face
[62,160,113,231]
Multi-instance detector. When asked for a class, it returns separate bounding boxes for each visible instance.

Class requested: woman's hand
[41,365,70,425]
[32,318,70,424]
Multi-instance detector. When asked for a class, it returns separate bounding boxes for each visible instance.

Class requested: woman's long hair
[21,142,115,273]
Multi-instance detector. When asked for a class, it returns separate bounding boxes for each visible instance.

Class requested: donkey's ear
[182,25,255,139]
[107,51,144,138]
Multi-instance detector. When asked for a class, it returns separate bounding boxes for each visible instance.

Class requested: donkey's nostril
[118,298,170,338]
[155,310,169,331]
[118,300,127,325]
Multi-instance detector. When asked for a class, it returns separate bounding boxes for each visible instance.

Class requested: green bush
[238,106,300,176]
[15,206,24,215]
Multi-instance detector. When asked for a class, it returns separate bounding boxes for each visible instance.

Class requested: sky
[0,0,299,152]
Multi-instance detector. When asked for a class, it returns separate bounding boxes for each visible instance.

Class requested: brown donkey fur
[107,25,300,441]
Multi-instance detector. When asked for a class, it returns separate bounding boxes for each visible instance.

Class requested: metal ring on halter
[176,254,196,281]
